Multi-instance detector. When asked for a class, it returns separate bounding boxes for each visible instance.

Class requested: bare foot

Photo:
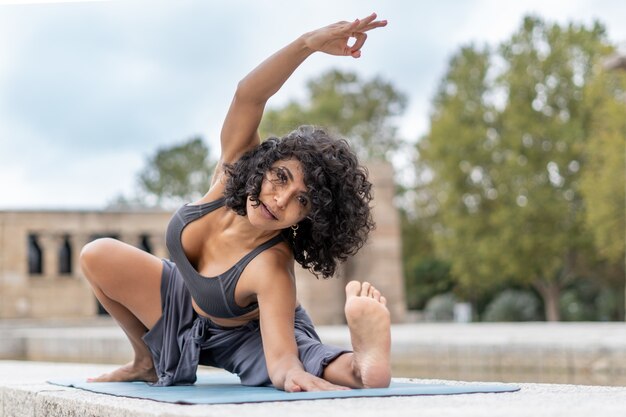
[344,281,391,388]
[87,360,157,383]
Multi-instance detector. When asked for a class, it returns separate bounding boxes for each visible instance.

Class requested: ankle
[132,357,155,370]
[350,356,364,387]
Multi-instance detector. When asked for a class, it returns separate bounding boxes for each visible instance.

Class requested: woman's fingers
[350,32,367,56]
[305,13,385,57]
[338,13,386,57]
[353,13,386,32]
[347,18,361,31]
[289,372,350,392]
[307,379,350,391]
[355,19,387,34]
[356,12,378,27]
[341,13,386,36]
[362,20,388,32]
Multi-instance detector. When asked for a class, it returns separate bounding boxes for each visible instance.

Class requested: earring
[291,224,299,238]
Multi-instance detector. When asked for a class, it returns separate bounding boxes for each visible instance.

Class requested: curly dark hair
[223,125,375,278]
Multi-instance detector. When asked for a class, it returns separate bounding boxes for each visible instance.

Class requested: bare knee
[80,238,117,281]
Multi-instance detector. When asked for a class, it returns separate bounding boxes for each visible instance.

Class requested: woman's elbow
[235,78,252,99]
[234,78,267,105]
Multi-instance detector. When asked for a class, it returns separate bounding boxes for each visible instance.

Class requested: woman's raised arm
[217,13,387,169]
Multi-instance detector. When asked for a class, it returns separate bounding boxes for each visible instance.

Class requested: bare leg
[322,281,391,388]
[80,238,163,382]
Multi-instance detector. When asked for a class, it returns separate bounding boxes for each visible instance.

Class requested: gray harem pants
[142,259,349,387]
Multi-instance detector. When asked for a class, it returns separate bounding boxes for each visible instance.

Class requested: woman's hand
[303,12,387,58]
[284,368,349,392]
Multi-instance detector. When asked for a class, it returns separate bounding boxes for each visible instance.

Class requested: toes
[380,296,387,306]
[345,281,361,298]
[368,285,376,298]
[347,281,386,304]
[360,282,371,297]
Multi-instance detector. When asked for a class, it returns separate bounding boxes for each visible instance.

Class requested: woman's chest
[180,212,251,278]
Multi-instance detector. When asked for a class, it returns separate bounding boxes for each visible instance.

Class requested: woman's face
[246,159,311,230]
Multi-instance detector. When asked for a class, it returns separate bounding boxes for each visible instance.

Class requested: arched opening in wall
[139,234,152,253]
[96,300,109,316]
[59,235,72,275]
[27,234,43,275]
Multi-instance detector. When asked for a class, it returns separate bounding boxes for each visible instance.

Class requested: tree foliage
[260,69,408,160]
[416,15,614,320]
[580,70,626,264]
[137,137,216,207]
[401,209,456,310]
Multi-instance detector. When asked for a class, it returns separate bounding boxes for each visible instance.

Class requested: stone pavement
[2,360,626,417]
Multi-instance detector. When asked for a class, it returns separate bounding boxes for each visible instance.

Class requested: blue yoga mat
[49,372,520,404]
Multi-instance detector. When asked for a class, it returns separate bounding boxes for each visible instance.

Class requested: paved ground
[2,360,626,417]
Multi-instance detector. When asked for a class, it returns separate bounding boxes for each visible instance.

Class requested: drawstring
[191,318,204,340]
[191,317,214,349]
[170,317,213,384]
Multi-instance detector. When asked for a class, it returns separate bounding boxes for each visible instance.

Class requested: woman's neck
[223,208,281,246]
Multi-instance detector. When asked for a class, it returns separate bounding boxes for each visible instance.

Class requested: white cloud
[0,146,143,209]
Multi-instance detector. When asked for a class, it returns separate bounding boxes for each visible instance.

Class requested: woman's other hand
[303,12,387,58]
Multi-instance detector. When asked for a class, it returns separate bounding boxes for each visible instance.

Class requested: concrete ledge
[322,322,626,385]
[3,361,626,417]
[4,321,626,385]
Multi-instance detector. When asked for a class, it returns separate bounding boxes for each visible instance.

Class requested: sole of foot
[344,280,391,388]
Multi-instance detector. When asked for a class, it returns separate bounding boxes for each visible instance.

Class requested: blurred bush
[482,289,542,321]
[424,292,457,321]
[560,282,621,321]
[405,258,454,310]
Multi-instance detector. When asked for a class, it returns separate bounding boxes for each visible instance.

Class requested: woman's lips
[261,202,278,220]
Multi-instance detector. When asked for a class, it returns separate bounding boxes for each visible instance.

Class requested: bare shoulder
[254,240,295,281]
[242,240,296,297]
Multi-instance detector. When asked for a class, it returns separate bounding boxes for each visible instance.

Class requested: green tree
[401,209,455,310]
[580,69,626,265]
[260,69,408,160]
[417,16,612,321]
[137,137,216,207]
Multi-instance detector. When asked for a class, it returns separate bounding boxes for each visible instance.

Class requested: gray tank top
[165,197,284,318]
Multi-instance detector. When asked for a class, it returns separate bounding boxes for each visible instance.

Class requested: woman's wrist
[295,32,316,56]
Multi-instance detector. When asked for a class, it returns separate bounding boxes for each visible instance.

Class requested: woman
[80,13,391,392]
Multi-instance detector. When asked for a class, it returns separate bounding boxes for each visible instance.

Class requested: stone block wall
[0,209,171,319]
[0,162,406,324]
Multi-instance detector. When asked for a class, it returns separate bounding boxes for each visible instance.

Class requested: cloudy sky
[1,0,624,209]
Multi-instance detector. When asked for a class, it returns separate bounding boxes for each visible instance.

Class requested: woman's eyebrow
[279,166,294,181]
[278,166,309,196]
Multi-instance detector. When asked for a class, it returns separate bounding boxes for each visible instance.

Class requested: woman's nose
[274,193,285,209]
[274,191,291,209]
